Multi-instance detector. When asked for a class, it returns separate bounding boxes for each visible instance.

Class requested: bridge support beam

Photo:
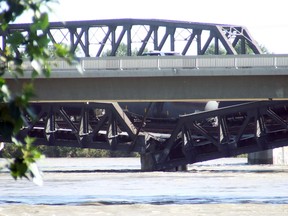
[248,147,288,165]
[140,153,156,171]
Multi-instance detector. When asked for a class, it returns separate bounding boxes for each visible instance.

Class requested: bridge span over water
[6,100,288,171]
[5,54,288,170]
[2,19,288,170]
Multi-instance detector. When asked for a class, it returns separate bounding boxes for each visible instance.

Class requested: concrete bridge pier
[248,150,273,164]
[248,147,288,165]
[140,153,187,171]
[140,153,155,171]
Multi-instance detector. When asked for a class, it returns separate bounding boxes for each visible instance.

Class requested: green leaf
[7,136,44,182]
[1,22,8,31]
[9,158,28,180]
[7,31,25,46]
[39,12,49,30]
[37,34,50,47]
[54,43,71,59]
[30,12,49,32]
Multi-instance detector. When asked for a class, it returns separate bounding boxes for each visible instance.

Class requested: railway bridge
[2,19,288,170]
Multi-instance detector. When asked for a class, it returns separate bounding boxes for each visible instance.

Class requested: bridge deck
[5,54,288,101]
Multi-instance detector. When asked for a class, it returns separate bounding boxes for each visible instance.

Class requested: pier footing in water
[248,147,288,165]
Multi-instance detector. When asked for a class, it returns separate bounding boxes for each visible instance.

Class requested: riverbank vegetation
[0,144,139,158]
[0,143,247,159]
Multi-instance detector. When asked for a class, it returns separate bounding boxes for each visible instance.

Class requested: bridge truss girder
[11,102,145,153]
[145,101,288,170]
[0,101,287,171]
[1,19,262,57]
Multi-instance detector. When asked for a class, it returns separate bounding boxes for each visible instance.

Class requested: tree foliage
[204,43,226,55]
[101,43,147,57]
[0,0,74,183]
[1,144,139,158]
[204,41,270,55]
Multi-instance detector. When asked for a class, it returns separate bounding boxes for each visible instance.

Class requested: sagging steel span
[1,101,286,171]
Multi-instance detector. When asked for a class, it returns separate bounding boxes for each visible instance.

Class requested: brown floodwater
[0,157,288,215]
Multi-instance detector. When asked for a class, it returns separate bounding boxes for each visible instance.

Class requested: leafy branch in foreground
[8,137,43,185]
[0,0,75,183]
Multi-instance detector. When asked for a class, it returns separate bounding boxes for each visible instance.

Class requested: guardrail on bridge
[18,54,288,72]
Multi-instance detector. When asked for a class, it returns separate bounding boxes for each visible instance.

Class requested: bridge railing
[78,54,288,70]
[12,54,288,72]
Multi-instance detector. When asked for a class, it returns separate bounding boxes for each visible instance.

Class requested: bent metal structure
[2,19,288,170]
[9,100,288,171]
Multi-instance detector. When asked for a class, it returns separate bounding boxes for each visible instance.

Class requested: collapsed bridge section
[142,101,288,170]
[2,101,288,171]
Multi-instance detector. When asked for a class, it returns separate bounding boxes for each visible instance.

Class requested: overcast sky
[19,0,288,54]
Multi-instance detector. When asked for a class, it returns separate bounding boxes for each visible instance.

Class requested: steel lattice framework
[150,101,288,170]
[1,19,262,57]
[7,102,146,153]
[0,101,285,171]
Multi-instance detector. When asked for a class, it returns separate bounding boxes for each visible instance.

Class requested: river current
[1,157,288,206]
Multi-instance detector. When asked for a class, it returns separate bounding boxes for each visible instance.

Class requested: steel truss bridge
[7,101,288,171]
[1,19,262,56]
[2,19,288,170]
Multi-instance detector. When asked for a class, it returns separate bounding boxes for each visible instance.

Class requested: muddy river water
[0,157,288,215]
